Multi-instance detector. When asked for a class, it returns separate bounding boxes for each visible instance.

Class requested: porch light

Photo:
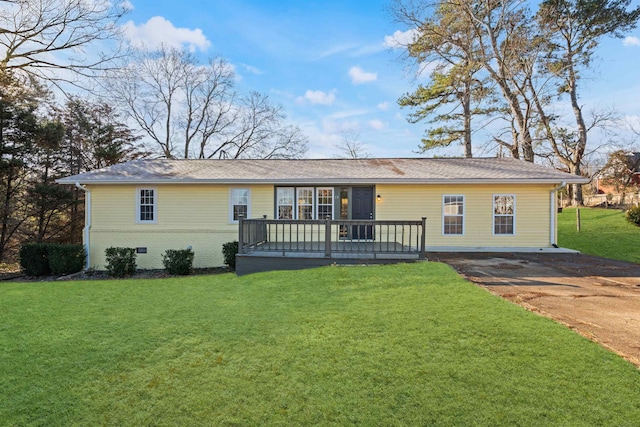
[377,194,382,201]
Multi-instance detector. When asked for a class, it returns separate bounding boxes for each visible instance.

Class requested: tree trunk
[36,154,50,243]
[569,163,584,206]
[568,63,586,206]
[0,165,14,262]
[462,81,473,158]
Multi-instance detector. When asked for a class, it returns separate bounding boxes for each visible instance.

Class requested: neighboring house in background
[594,152,640,194]
[57,157,588,272]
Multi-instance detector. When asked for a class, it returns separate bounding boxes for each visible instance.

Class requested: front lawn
[558,207,640,263]
[1,263,639,425]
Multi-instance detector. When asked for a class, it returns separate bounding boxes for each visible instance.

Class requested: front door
[351,187,374,239]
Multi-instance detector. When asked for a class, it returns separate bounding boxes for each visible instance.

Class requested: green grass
[2,263,640,426]
[558,207,640,263]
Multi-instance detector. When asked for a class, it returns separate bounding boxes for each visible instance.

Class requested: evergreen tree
[0,77,42,260]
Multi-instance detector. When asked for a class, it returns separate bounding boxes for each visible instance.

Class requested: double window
[276,187,333,220]
[136,188,157,223]
[443,195,464,235]
[230,188,250,223]
[493,194,515,235]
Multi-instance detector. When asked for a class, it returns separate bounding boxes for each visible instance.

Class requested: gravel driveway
[429,252,640,367]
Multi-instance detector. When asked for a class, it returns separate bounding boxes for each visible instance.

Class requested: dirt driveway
[429,252,640,367]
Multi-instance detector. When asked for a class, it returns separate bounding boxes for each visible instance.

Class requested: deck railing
[239,216,426,259]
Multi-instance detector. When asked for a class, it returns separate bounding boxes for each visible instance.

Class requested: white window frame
[136,187,157,224]
[316,187,334,220]
[276,187,295,220]
[229,188,251,224]
[296,187,314,220]
[442,195,464,235]
[493,194,516,235]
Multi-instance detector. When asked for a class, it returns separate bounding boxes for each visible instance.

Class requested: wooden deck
[241,241,420,257]
[236,217,426,275]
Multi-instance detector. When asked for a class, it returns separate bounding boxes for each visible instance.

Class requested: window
[277,187,294,219]
[316,187,333,219]
[339,188,349,220]
[297,188,314,219]
[493,194,515,235]
[137,188,156,223]
[230,188,250,222]
[275,186,338,220]
[443,195,464,235]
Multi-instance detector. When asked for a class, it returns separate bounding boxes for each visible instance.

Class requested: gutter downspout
[75,182,91,270]
[550,181,566,247]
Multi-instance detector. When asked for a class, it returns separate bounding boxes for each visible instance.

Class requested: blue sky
[121,0,640,158]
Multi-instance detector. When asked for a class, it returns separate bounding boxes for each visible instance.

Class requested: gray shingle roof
[57,157,589,185]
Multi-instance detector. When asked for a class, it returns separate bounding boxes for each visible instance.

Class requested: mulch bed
[0,267,230,282]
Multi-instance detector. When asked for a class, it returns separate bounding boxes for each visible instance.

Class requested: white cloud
[383,29,418,48]
[297,89,337,105]
[240,63,263,75]
[318,42,359,58]
[349,66,377,84]
[623,36,640,47]
[323,119,360,134]
[377,101,389,111]
[123,16,211,52]
[120,1,134,11]
[328,109,369,120]
[369,119,386,130]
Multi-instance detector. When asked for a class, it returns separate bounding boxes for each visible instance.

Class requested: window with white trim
[297,188,314,220]
[493,194,515,235]
[230,188,250,222]
[277,187,294,219]
[316,187,333,219]
[137,188,157,223]
[443,195,464,235]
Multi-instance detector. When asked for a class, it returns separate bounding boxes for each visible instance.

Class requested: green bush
[222,241,239,271]
[19,243,55,276]
[162,248,194,275]
[626,205,640,226]
[105,247,137,278]
[48,244,85,275]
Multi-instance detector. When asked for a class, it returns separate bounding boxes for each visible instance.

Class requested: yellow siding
[87,184,273,269]
[376,184,554,248]
[86,182,556,270]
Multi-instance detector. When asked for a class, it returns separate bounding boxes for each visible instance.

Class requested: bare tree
[457,0,546,161]
[334,131,370,159]
[534,0,640,204]
[0,0,128,89]
[110,47,307,159]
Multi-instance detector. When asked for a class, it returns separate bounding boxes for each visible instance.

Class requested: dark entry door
[351,187,374,239]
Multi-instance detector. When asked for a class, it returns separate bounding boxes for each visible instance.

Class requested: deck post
[420,217,426,259]
[238,214,245,254]
[262,215,268,245]
[325,216,331,257]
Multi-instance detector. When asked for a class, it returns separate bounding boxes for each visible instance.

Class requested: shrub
[222,241,239,271]
[48,244,85,275]
[162,248,194,275]
[626,205,640,227]
[19,243,55,276]
[105,247,137,278]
